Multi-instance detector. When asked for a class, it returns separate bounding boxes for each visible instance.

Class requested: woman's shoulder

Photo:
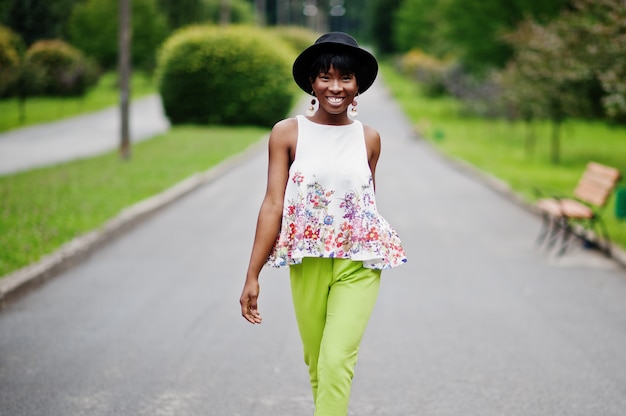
[269,117,298,146]
[361,123,381,142]
[272,117,298,134]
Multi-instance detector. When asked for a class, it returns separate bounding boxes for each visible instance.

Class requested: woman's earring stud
[306,95,317,117]
[349,98,358,117]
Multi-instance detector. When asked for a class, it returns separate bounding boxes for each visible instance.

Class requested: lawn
[380,62,626,251]
[0,125,268,277]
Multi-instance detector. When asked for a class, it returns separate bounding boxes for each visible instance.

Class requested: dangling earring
[306,94,317,117]
[349,96,359,117]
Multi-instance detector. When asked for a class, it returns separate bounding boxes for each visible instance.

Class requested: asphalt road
[1,80,626,416]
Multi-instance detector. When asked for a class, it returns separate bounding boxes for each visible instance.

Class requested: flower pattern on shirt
[267,171,407,270]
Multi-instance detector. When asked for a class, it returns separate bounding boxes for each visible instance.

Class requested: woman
[240,32,407,415]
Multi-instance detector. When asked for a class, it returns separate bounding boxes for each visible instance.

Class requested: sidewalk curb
[0,137,268,305]
[417,137,626,269]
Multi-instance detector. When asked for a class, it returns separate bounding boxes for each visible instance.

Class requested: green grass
[380,62,626,250]
[0,71,156,133]
[0,125,268,277]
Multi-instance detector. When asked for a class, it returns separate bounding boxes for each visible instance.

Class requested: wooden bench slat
[580,171,620,190]
[574,183,613,206]
[560,199,594,219]
[587,162,621,180]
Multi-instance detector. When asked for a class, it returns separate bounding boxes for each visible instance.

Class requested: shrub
[271,26,318,56]
[398,49,449,97]
[0,25,24,96]
[24,39,99,96]
[157,25,296,127]
[443,64,505,118]
[68,0,168,70]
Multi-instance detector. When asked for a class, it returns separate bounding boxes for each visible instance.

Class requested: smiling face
[311,66,358,116]
[307,54,361,124]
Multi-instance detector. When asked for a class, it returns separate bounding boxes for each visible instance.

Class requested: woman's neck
[308,111,352,126]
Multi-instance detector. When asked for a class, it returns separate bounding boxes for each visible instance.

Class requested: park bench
[535,161,622,256]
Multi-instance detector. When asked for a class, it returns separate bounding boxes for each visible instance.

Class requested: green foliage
[567,0,626,120]
[0,1,9,23]
[500,0,626,125]
[367,0,403,55]
[157,0,254,29]
[68,0,169,70]
[1,0,83,44]
[157,0,205,29]
[393,0,449,55]
[131,0,170,70]
[3,0,55,45]
[270,26,318,55]
[200,0,255,24]
[0,25,24,96]
[157,25,296,127]
[0,124,267,277]
[24,39,99,97]
[397,49,450,97]
[393,0,570,74]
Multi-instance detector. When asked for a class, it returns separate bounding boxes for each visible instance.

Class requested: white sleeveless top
[266,115,407,270]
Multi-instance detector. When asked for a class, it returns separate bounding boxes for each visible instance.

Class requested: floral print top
[266,115,407,270]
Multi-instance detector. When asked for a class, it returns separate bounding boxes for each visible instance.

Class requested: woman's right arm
[239,118,296,324]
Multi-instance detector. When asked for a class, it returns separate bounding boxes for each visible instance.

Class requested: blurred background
[1,0,625,278]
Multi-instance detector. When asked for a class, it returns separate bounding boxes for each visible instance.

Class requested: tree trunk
[118,0,132,161]
[550,119,561,165]
[256,0,266,26]
[524,118,536,159]
[220,0,231,26]
[18,96,26,124]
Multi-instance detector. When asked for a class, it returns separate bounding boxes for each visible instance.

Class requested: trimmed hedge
[0,25,24,97]
[157,25,296,127]
[24,39,99,96]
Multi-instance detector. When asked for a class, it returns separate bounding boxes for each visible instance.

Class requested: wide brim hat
[292,32,378,95]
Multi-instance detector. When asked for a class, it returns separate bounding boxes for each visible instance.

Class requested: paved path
[1,80,626,415]
[0,95,169,175]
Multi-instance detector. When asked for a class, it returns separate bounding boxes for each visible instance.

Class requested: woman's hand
[240,279,262,324]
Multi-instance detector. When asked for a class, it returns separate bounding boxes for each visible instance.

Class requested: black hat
[292,32,378,95]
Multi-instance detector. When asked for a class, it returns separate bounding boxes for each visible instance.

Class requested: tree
[502,0,626,123]
[498,0,626,164]
[569,0,626,120]
[2,0,82,44]
[4,0,55,45]
[68,0,169,70]
[367,0,403,55]
[440,0,571,74]
[393,0,450,56]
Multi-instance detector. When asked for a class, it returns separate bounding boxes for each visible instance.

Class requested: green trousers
[289,258,381,416]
